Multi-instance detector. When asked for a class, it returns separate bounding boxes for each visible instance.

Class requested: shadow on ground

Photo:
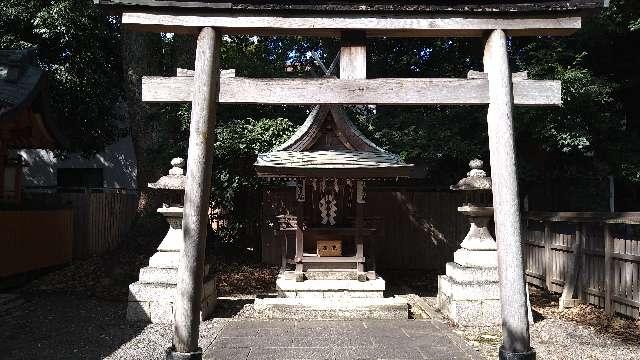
[0,292,147,359]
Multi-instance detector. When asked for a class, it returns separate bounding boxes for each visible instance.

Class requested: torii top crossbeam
[100,0,606,37]
[98,1,607,360]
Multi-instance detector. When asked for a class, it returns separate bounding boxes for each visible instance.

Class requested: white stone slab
[276,277,385,292]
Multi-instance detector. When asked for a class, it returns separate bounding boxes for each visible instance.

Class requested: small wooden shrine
[0,49,64,203]
[256,105,415,284]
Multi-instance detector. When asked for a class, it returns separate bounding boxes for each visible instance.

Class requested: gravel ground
[4,248,639,360]
[460,317,640,360]
[454,297,640,360]
[0,292,228,360]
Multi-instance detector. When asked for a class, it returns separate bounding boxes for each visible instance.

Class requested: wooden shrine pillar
[340,31,366,79]
[483,30,534,359]
[0,140,6,201]
[341,32,367,281]
[171,27,221,358]
[294,180,305,282]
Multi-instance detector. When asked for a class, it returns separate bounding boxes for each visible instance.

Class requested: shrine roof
[0,49,65,149]
[255,150,416,178]
[0,50,42,118]
[97,1,607,13]
[255,105,419,179]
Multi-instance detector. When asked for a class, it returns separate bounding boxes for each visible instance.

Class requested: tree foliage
[4,0,640,236]
[1,0,123,154]
[212,118,295,243]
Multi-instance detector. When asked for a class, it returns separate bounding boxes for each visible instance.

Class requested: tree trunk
[121,30,164,214]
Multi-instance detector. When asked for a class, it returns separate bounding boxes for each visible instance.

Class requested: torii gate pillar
[484,29,535,360]
[169,27,221,359]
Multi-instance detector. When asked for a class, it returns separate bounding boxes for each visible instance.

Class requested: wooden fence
[524,212,640,319]
[1,209,73,277]
[261,186,491,271]
[24,189,138,259]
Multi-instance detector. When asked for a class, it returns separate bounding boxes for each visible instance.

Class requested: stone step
[139,267,178,284]
[276,277,385,299]
[127,292,217,324]
[128,278,216,302]
[445,262,498,283]
[437,275,499,301]
[148,251,180,269]
[252,297,408,320]
[437,292,501,327]
[281,270,376,281]
[138,264,211,284]
[453,248,498,268]
[127,278,217,324]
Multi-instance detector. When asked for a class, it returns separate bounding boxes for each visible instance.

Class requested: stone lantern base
[437,206,501,326]
[437,262,501,327]
[126,207,216,323]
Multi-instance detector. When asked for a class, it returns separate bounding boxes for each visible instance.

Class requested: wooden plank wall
[0,209,73,277]
[261,187,491,271]
[24,190,138,259]
[524,217,640,319]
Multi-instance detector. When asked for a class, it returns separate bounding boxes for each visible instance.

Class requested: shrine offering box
[317,240,342,257]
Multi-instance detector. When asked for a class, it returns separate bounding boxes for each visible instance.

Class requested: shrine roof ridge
[96,1,608,13]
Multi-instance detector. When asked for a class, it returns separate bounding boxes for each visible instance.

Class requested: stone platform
[436,201,502,327]
[276,274,385,299]
[127,277,216,324]
[252,273,408,320]
[437,248,501,327]
[126,208,217,324]
[253,297,408,320]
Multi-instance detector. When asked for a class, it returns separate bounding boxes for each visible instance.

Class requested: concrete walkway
[205,319,481,360]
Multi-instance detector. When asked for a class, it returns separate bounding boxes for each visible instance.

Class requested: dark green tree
[1,0,123,154]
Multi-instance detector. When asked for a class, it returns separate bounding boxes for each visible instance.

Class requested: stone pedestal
[437,206,501,326]
[252,272,408,319]
[126,207,216,323]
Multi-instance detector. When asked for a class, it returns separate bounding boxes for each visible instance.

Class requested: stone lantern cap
[148,157,186,191]
[450,159,492,191]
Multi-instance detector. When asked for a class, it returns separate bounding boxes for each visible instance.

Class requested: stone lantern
[126,158,216,324]
[437,159,501,326]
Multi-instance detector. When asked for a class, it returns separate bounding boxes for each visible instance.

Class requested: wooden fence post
[579,223,587,303]
[171,27,221,358]
[604,223,613,315]
[560,222,583,308]
[544,222,552,291]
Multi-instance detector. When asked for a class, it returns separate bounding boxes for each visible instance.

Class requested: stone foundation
[437,247,501,326]
[126,206,216,323]
[437,272,501,326]
[127,276,216,324]
[436,204,502,327]
[276,273,385,299]
[251,272,407,319]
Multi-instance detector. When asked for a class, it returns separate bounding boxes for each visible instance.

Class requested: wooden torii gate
[97,1,607,359]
